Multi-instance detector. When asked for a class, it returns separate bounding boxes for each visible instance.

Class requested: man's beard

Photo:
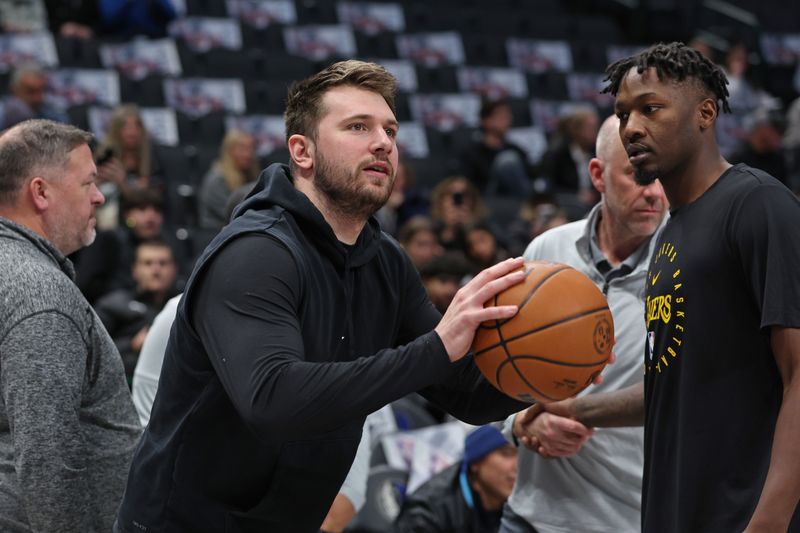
[314,152,394,220]
[634,166,659,186]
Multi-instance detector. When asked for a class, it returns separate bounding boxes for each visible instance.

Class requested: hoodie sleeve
[189,234,458,442]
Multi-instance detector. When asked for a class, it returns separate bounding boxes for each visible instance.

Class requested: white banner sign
[100,38,182,80]
[164,78,246,117]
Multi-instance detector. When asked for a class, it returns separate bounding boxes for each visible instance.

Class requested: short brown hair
[284,60,397,142]
[0,119,92,205]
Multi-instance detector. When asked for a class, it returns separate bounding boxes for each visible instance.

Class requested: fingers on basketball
[472,261,614,404]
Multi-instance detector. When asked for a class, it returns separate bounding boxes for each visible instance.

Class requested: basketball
[472,261,614,403]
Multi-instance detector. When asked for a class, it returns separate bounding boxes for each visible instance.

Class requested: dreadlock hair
[602,42,731,114]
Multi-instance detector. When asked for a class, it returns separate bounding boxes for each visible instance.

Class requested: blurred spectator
[95,239,179,382]
[723,42,775,114]
[459,99,532,197]
[45,0,98,38]
[199,129,259,230]
[688,35,715,61]
[95,104,164,229]
[729,107,789,186]
[506,194,569,255]
[97,0,177,39]
[393,425,518,533]
[375,159,423,236]
[0,64,68,129]
[419,252,473,314]
[0,0,47,32]
[73,188,186,303]
[398,216,444,270]
[538,108,600,205]
[430,176,487,251]
[464,219,508,272]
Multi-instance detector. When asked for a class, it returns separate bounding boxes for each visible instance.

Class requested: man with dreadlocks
[534,42,800,532]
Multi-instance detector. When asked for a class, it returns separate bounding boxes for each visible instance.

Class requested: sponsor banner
[396,121,429,158]
[566,72,614,107]
[530,99,596,133]
[409,93,481,131]
[100,38,182,80]
[457,66,528,99]
[507,126,548,164]
[89,106,179,146]
[284,24,357,61]
[373,58,418,92]
[224,114,286,156]
[507,38,572,73]
[164,78,246,117]
[396,31,465,67]
[336,1,405,35]
[0,32,58,73]
[169,17,243,52]
[47,69,120,110]
[226,0,297,28]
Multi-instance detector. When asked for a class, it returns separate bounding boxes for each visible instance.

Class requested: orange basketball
[472,260,614,403]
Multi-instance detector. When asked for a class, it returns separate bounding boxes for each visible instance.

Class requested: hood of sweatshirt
[231,163,384,270]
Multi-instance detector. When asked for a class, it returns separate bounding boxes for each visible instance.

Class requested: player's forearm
[571,382,644,427]
[745,380,800,531]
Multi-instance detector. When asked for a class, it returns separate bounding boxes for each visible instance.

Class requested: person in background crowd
[398,216,444,270]
[94,104,164,229]
[394,425,518,533]
[430,176,487,251]
[419,251,474,314]
[0,64,68,129]
[538,108,600,206]
[198,129,260,229]
[729,106,789,186]
[464,219,508,272]
[73,188,186,303]
[95,239,179,383]
[460,98,532,197]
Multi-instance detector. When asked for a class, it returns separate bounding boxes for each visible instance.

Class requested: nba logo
[647,331,655,362]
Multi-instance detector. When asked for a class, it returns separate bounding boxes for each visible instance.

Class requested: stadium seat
[184,0,228,17]
[415,65,459,93]
[55,36,101,69]
[120,75,165,107]
[345,466,407,533]
[175,112,226,147]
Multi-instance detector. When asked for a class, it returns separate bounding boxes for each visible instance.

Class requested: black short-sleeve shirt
[642,164,800,532]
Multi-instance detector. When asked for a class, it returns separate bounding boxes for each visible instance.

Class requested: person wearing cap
[393,425,518,533]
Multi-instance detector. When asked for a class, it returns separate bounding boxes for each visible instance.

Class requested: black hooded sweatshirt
[116,165,527,533]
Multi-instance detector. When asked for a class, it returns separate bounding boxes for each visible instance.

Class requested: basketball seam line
[477,265,571,330]
[497,357,562,401]
[476,305,611,356]
[493,266,573,400]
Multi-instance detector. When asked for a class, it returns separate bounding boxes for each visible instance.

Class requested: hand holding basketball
[472,261,614,403]
[435,257,526,363]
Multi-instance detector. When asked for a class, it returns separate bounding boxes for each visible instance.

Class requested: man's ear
[698,98,717,131]
[287,134,314,171]
[588,158,606,195]
[28,177,50,212]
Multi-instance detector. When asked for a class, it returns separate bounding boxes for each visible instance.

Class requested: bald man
[0,120,141,532]
[500,116,668,533]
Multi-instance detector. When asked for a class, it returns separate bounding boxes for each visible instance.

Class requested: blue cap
[462,425,508,466]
